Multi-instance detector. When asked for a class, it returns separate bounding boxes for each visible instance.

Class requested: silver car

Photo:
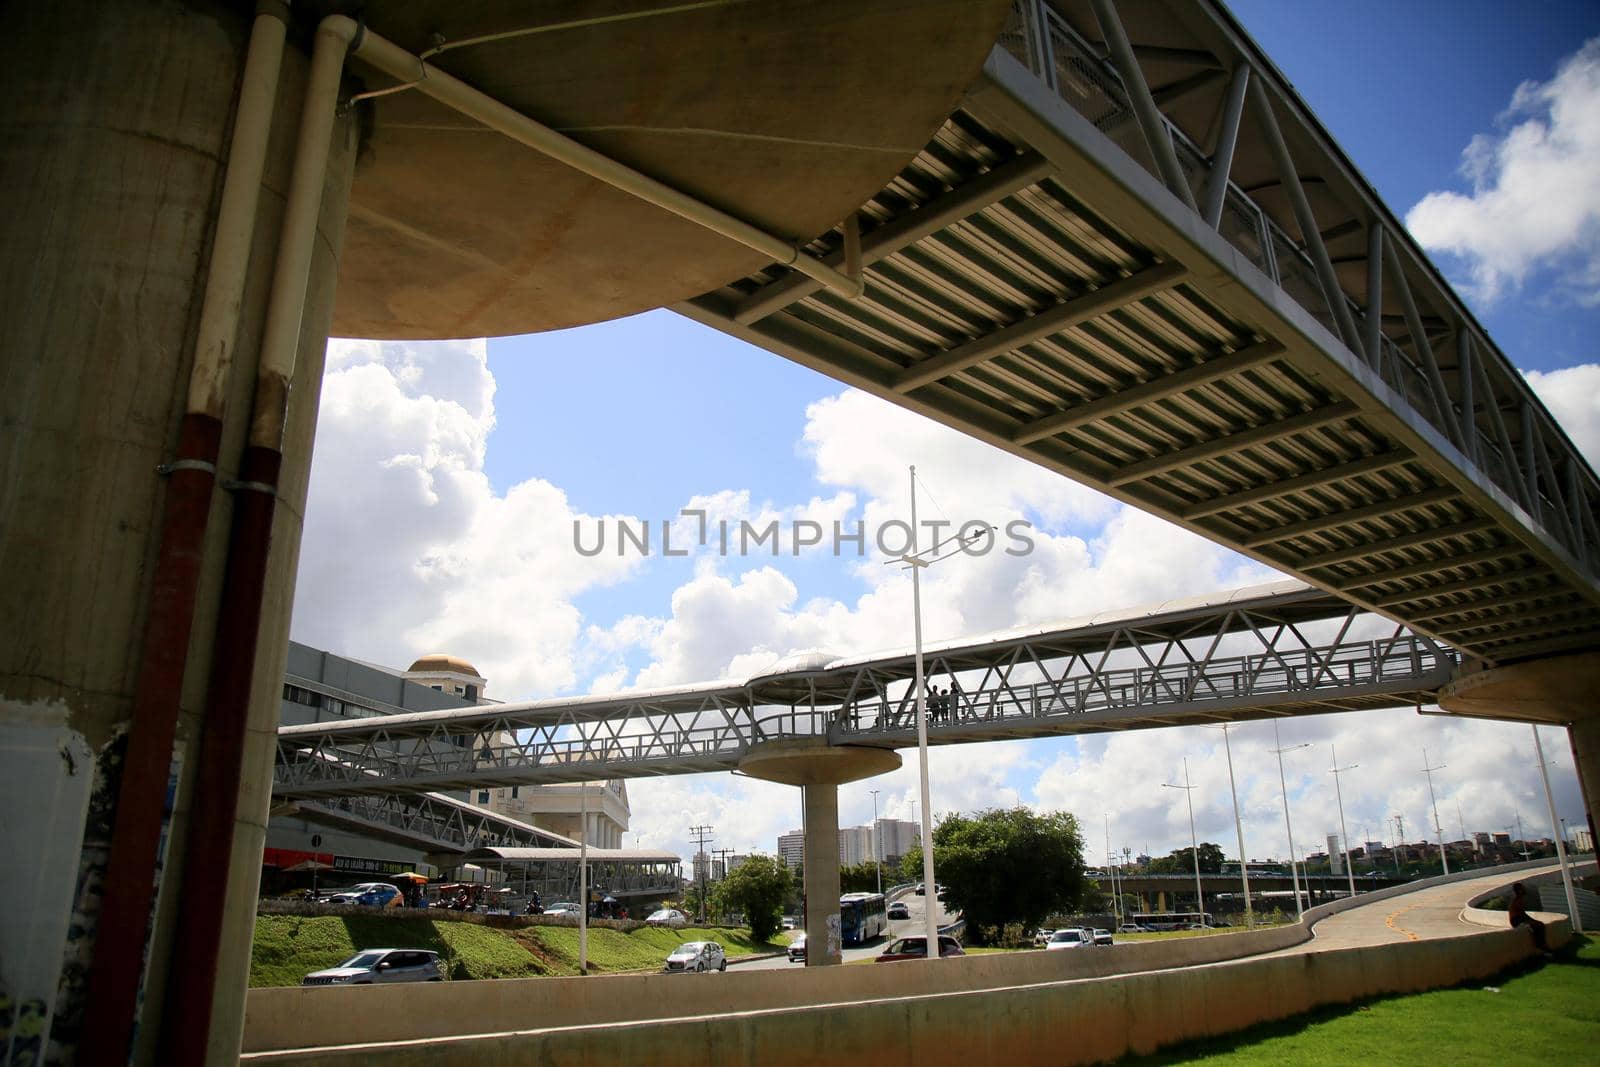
[303,948,443,985]
[662,941,726,973]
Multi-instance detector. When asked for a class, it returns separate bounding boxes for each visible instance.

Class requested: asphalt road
[736,891,957,972]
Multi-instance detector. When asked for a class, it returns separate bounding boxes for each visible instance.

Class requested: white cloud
[292,338,643,698]
[1525,363,1600,465]
[293,342,1586,871]
[1406,38,1600,305]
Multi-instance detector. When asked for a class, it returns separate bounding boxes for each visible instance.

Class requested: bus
[839,892,887,945]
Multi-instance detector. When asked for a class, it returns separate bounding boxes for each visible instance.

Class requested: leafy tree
[1147,842,1225,875]
[713,855,791,942]
[897,849,925,885]
[931,807,1088,945]
[840,861,889,894]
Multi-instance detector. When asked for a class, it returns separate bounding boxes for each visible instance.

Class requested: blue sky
[294,4,1599,864]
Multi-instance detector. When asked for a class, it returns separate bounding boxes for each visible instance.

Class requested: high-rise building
[777,830,805,870]
[873,818,921,864]
[1327,833,1344,875]
[839,825,873,866]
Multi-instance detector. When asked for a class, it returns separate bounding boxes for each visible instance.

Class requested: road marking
[1385,904,1422,941]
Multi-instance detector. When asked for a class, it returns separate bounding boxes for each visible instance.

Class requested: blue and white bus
[839,892,888,945]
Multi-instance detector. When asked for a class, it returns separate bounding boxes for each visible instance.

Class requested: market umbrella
[392,871,429,884]
[285,858,335,897]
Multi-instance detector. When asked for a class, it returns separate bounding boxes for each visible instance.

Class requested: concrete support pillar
[738,738,901,968]
[802,783,844,966]
[0,3,357,1063]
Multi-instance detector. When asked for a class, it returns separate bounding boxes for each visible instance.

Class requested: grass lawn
[1118,935,1600,1064]
[251,914,784,986]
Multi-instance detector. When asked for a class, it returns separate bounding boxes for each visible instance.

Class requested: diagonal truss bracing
[675,0,1600,665]
[274,581,1455,799]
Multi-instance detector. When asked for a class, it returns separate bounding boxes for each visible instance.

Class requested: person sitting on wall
[1508,882,1552,955]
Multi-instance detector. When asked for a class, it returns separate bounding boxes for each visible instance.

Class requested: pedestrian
[1508,882,1551,954]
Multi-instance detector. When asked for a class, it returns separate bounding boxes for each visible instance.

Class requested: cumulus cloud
[1406,38,1600,305]
[292,338,643,698]
[1525,363,1600,465]
[293,339,1586,868]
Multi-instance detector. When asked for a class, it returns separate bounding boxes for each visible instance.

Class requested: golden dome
[406,654,483,678]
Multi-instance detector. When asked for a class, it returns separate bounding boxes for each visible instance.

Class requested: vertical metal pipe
[1201,64,1250,228]
[157,17,355,1065]
[1363,225,1384,370]
[909,466,941,961]
[1247,78,1364,353]
[1088,0,1199,212]
[1221,724,1253,927]
[1457,331,1478,464]
[77,10,288,1063]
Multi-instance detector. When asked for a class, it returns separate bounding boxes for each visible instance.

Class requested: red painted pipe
[77,412,222,1066]
[157,443,282,1066]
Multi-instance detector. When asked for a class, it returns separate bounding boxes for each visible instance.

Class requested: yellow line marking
[1385,904,1422,941]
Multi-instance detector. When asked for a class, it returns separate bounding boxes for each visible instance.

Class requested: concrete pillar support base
[739,739,900,966]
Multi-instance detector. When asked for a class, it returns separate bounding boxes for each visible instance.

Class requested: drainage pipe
[156,15,356,1065]
[333,15,865,299]
[77,8,289,1063]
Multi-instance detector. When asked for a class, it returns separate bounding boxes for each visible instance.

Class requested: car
[302,949,442,985]
[1044,928,1092,950]
[781,915,798,930]
[913,883,925,895]
[646,908,688,927]
[787,933,807,962]
[1118,923,1144,933]
[543,901,582,916]
[324,883,401,908]
[887,901,910,920]
[1092,928,1114,946]
[662,940,726,973]
[875,935,964,962]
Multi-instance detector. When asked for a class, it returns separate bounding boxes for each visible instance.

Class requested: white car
[303,949,443,985]
[646,908,688,927]
[1045,928,1093,950]
[543,901,582,916]
[662,941,726,973]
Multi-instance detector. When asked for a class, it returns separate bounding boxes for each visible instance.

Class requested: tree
[1147,842,1225,875]
[712,855,791,942]
[840,861,889,894]
[897,849,924,885]
[931,807,1088,945]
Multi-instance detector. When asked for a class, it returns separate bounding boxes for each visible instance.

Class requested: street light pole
[1271,723,1309,920]
[870,789,882,898]
[1163,757,1204,924]
[891,465,990,961]
[1219,723,1253,928]
[578,781,588,972]
[1421,748,1449,876]
[1329,744,1358,900]
[1532,725,1583,932]
[1105,813,1120,929]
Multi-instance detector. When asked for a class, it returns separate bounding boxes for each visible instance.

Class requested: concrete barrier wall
[243,859,1585,1060]
[242,917,1311,1053]
[239,921,1564,1066]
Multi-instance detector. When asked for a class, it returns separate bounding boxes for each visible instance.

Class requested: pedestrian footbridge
[273,580,1452,798]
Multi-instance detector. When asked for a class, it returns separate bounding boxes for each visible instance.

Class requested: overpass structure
[273,579,1453,797]
[11,2,1600,1065]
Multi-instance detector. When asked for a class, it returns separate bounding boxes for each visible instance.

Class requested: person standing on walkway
[1508,882,1551,954]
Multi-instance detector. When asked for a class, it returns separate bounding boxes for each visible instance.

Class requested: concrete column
[737,738,900,968]
[0,3,357,1063]
[802,783,844,966]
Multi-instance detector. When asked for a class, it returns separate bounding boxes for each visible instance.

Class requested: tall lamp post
[870,789,883,899]
[890,465,989,961]
[1163,757,1204,924]
[1218,723,1253,927]
[578,780,588,973]
[1532,726,1583,932]
[1421,748,1449,876]
[1271,723,1309,920]
[1329,744,1359,899]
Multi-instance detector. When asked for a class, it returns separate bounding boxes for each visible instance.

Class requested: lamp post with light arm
[1162,758,1204,923]
[888,465,992,961]
[1271,723,1309,920]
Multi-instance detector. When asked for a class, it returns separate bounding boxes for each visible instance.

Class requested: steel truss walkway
[678,0,1600,665]
[274,580,1454,798]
